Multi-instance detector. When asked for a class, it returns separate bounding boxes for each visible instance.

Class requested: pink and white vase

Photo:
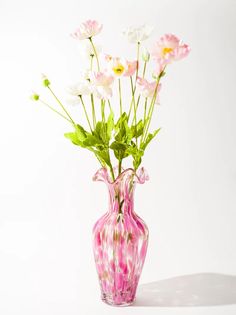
[92,167,149,306]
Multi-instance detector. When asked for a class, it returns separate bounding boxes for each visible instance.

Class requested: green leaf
[83,134,103,147]
[107,111,114,140]
[75,124,87,142]
[64,132,86,147]
[96,150,111,165]
[114,112,132,144]
[141,128,161,151]
[110,141,127,151]
[64,132,79,145]
[131,119,144,138]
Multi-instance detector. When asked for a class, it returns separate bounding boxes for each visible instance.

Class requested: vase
[92,166,149,306]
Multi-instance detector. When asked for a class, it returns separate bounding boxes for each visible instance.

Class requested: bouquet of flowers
[31,20,190,181]
[31,20,190,306]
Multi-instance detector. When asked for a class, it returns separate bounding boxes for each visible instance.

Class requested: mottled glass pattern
[92,167,149,306]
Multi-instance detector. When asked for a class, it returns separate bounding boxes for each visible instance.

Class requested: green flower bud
[142,48,150,62]
[31,93,40,101]
[42,74,50,87]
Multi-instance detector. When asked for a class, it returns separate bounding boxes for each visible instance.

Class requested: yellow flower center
[112,64,125,76]
[162,47,173,56]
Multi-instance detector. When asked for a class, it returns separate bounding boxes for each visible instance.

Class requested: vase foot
[101,293,135,307]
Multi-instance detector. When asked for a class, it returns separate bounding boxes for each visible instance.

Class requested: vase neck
[93,166,149,215]
[107,174,135,215]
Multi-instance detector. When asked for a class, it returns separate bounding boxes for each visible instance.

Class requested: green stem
[108,99,112,112]
[131,95,140,125]
[143,97,147,123]
[118,159,122,175]
[79,96,92,132]
[90,55,94,71]
[109,164,115,182]
[118,78,122,116]
[47,86,75,125]
[89,38,100,71]
[141,67,166,142]
[39,99,72,123]
[142,61,147,78]
[127,76,135,121]
[91,94,96,129]
[101,100,105,123]
[142,81,160,143]
[135,42,140,83]
[140,98,148,144]
[133,96,138,146]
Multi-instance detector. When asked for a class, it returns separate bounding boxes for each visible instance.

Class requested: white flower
[67,81,93,96]
[123,24,153,43]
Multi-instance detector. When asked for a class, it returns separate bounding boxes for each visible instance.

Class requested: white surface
[0,0,236,314]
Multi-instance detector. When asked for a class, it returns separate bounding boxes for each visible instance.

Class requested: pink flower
[123,60,137,77]
[153,60,165,78]
[91,71,114,100]
[105,55,137,77]
[136,77,161,103]
[71,20,103,40]
[152,34,190,64]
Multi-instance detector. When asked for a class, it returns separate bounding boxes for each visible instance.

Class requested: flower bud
[142,48,150,62]
[30,93,40,101]
[42,74,50,87]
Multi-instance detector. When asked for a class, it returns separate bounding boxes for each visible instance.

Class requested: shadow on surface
[134,273,236,307]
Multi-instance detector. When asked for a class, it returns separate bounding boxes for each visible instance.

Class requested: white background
[0,0,236,314]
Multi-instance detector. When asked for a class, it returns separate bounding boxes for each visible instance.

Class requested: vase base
[101,293,135,307]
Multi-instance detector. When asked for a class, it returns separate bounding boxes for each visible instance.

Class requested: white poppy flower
[67,81,93,96]
[123,24,153,43]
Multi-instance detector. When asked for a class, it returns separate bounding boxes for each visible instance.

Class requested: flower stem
[142,81,160,143]
[91,94,96,129]
[135,42,140,83]
[79,96,92,132]
[142,61,147,78]
[118,78,122,116]
[142,67,166,142]
[109,164,115,182]
[90,55,94,71]
[89,38,100,71]
[127,76,135,121]
[39,99,72,123]
[47,86,75,125]
[144,97,147,122]
[131,95,140,125]
[140,98,148,144]
[118,159,122,175]
[108,99,112,112]
[101,100,105,124]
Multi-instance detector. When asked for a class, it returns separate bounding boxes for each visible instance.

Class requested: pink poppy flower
[136,77,161,103]
[152,34,190,64]
[123,60,137,77]
[91,71,114,100]
[71,20,103,40]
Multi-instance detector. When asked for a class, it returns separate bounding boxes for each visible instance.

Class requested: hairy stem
[91,94,96,129]
[118,78,122,116]
[47,86,75,125]
[79,96,92,132]
[89,38,100,71]
[39,99,72,123]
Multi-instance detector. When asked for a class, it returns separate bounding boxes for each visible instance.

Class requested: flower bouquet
[32,20,190,306]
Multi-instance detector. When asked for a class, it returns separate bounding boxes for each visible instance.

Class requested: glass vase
[92,167,149,306]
